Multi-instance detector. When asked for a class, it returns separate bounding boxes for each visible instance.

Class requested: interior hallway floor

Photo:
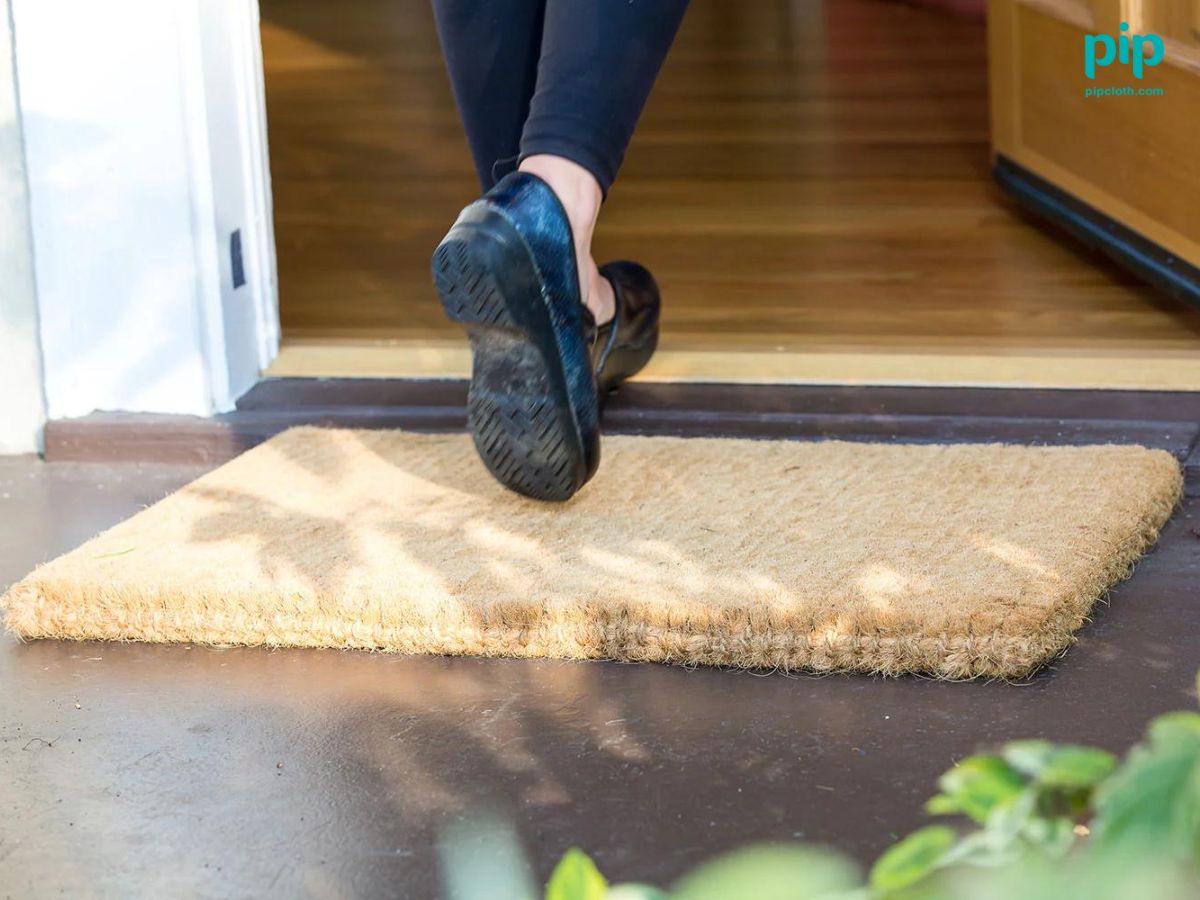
[2,454,1199,896]
[260,0,1200,388]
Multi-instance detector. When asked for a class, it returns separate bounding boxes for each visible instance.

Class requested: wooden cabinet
[989,0,1200,297]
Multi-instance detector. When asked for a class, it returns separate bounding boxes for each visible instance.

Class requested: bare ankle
[519,155,604,314]
[518,155,602,235]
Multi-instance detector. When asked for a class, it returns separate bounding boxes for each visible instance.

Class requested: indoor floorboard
[259,0,1200,387]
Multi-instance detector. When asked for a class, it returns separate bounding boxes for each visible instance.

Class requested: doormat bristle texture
[2,428,1182,678]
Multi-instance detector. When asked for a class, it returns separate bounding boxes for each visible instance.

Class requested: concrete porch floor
[1,455,1198,897]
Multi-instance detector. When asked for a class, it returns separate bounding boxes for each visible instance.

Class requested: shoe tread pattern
[433,238,582,502]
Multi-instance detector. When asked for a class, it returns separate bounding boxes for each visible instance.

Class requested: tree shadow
[168,427,1137,679]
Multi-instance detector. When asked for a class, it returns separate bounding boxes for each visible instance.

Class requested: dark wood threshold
[43,378,1200,491]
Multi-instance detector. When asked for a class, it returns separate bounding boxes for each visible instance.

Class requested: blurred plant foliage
[540,675,1200,900]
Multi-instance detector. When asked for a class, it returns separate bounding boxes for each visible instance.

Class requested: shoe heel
[431,214,589,502]
[432,226,514,331]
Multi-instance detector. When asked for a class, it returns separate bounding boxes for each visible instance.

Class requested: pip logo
[1085,22,1165,79]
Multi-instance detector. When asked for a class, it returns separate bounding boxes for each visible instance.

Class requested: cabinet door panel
[989,0,1200,272]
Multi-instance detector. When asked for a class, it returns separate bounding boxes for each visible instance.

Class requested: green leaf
[1148,712,1200,747]
[672,844,860,900]
[1021,816,1076,858]
[946,849,1198,900]
[1040,747,1116,789]
[1002,742,1116,789]
[605,886,668,900]
[1002,741,1055,779]
[1093,712,1200,862]
[869,825,957,893]
[931,756,1027,824]
[983,787,1036,843]
[937,829,1021,870]
[546,849,607,900]
[925,794,960,816]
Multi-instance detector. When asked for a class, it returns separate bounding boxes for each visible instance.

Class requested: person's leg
[519,0,690,324]
[522,0,689,198]
[430,0,545,192]
[431,0,687,501]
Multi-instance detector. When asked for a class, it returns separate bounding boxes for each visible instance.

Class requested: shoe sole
[433,210,595,502]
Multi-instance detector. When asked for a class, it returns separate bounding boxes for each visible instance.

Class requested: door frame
[0,0,44,453]
[7,0,279,431]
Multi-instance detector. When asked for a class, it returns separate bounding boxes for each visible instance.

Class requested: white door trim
[0,0,45,454]
[239,0,280,373]
[184,0,279,407]
[9,0,277,424]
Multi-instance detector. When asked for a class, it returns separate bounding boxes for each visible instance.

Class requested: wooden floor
[260,0,1200,388]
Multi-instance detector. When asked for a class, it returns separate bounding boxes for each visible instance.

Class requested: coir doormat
[1,427,1182,678]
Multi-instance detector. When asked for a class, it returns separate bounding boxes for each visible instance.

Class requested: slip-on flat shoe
[593,260,661,397]
[432,171,600,502]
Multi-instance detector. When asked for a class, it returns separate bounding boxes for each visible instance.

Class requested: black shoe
[432,172,600,502]
[593,260,661,398]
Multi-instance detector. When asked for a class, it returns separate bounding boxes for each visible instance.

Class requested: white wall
[8,0,276,424]
[0,0,44,453]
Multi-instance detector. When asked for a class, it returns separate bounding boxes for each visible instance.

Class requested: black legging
[431,0,689,197]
